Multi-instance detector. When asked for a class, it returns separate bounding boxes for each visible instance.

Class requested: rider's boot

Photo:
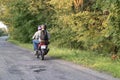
[34,50,38,55]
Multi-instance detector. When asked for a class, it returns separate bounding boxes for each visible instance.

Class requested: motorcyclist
[32,25,42,54]
[39,24,50,55]
[32,25,50,55]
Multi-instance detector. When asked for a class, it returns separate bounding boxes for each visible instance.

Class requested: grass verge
[8,39,120,78]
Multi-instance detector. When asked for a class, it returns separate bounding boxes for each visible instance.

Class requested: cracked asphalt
[0,36,120,80]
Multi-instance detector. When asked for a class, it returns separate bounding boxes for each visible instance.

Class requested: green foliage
[0,29,4,36]
[0,0,54,42]
[1,0,120,55]
[8,0,35,42]
[0,28,8,36]
[108,0,120,50]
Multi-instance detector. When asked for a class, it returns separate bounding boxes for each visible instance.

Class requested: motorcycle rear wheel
[41,50,44,60]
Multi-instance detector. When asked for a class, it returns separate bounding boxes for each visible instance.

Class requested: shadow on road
[41,56,61,61]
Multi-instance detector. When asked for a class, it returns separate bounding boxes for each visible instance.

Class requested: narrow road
[0,36,119,80]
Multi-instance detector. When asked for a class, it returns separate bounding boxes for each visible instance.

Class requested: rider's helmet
[38,25,41,30]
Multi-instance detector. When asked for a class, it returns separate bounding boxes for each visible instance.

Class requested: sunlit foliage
[0,0,120,55]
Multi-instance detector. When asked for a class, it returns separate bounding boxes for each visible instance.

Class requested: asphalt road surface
[0,36,120,80]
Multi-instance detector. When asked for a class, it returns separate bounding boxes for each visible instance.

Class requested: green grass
[8,39,120,78]
[8,39,33,50]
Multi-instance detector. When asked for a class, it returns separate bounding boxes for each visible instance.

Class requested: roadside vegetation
[0,28,8,36]
[0,29,4,36]
[1,0,120,78]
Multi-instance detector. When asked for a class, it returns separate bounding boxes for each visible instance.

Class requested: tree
[0,29,5,36]
[0,0,55,42]
[107,0,120,55]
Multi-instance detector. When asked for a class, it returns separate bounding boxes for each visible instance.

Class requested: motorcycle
[36,41,49,60]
